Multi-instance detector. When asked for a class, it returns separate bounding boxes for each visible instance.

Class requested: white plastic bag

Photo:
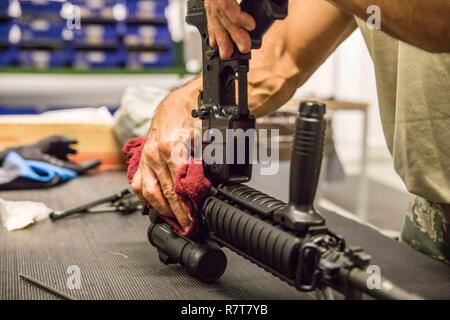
[0,199,52,231]
[113,86,170,145]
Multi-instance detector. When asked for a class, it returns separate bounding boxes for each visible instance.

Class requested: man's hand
[131,82,200,231]
[205,0,256,59]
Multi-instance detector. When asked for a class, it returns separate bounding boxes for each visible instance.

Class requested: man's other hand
[205,0,256,59]
[131,85,199,232]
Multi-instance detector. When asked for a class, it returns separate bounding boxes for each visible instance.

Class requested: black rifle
[145,0,421,300]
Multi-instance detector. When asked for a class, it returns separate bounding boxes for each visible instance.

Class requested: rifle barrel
[346,268,423,300]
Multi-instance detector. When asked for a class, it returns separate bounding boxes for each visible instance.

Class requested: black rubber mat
[0,172,315,300]
[1,169,449,300]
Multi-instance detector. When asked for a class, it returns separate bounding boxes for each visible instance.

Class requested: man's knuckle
[142,189,156,203]
[216,32,229,44]
[165,158,177,170]
[143,143,158,161]
[230,26,243,38]
[234,31,250,48]
[228,14,240,25]
[157,140,175,155]
[162,188,177,200]
[131,183,141,195]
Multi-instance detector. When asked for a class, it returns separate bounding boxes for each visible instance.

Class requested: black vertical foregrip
[273,101,326,231]
[290,101,326,208]
[240,0,289,49]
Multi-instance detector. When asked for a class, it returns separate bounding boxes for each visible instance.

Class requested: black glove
[0,136,101,174]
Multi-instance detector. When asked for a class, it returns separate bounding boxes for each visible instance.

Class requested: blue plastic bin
[71,0,117,19]
[18,48,66,68]
[19,18,64,42]
[126,0,168,21]
[73,23,119,45]
[19,0,63,15]
[0,0,10,14]
[73,48,123,68]
[0,19,13,41]
[126,48,174,69]
[124,24,171,46]
[0,46,18,65]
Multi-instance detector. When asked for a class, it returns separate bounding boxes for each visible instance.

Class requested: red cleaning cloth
[123,137,211,236]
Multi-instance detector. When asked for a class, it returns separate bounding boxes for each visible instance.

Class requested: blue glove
[3,151,78,183]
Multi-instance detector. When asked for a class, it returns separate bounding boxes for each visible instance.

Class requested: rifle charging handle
[274,101,326,232]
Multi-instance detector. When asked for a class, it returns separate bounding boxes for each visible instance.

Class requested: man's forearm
[247,0,356,117]
[331,0,450,53]
[178,0,356,118]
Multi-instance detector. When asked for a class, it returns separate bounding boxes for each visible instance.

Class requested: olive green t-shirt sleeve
[355,17,450,203]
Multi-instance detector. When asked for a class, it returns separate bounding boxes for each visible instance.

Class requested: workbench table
[1,168,449,300]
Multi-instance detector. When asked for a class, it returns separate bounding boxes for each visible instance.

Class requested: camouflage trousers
[401,196,450,263]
